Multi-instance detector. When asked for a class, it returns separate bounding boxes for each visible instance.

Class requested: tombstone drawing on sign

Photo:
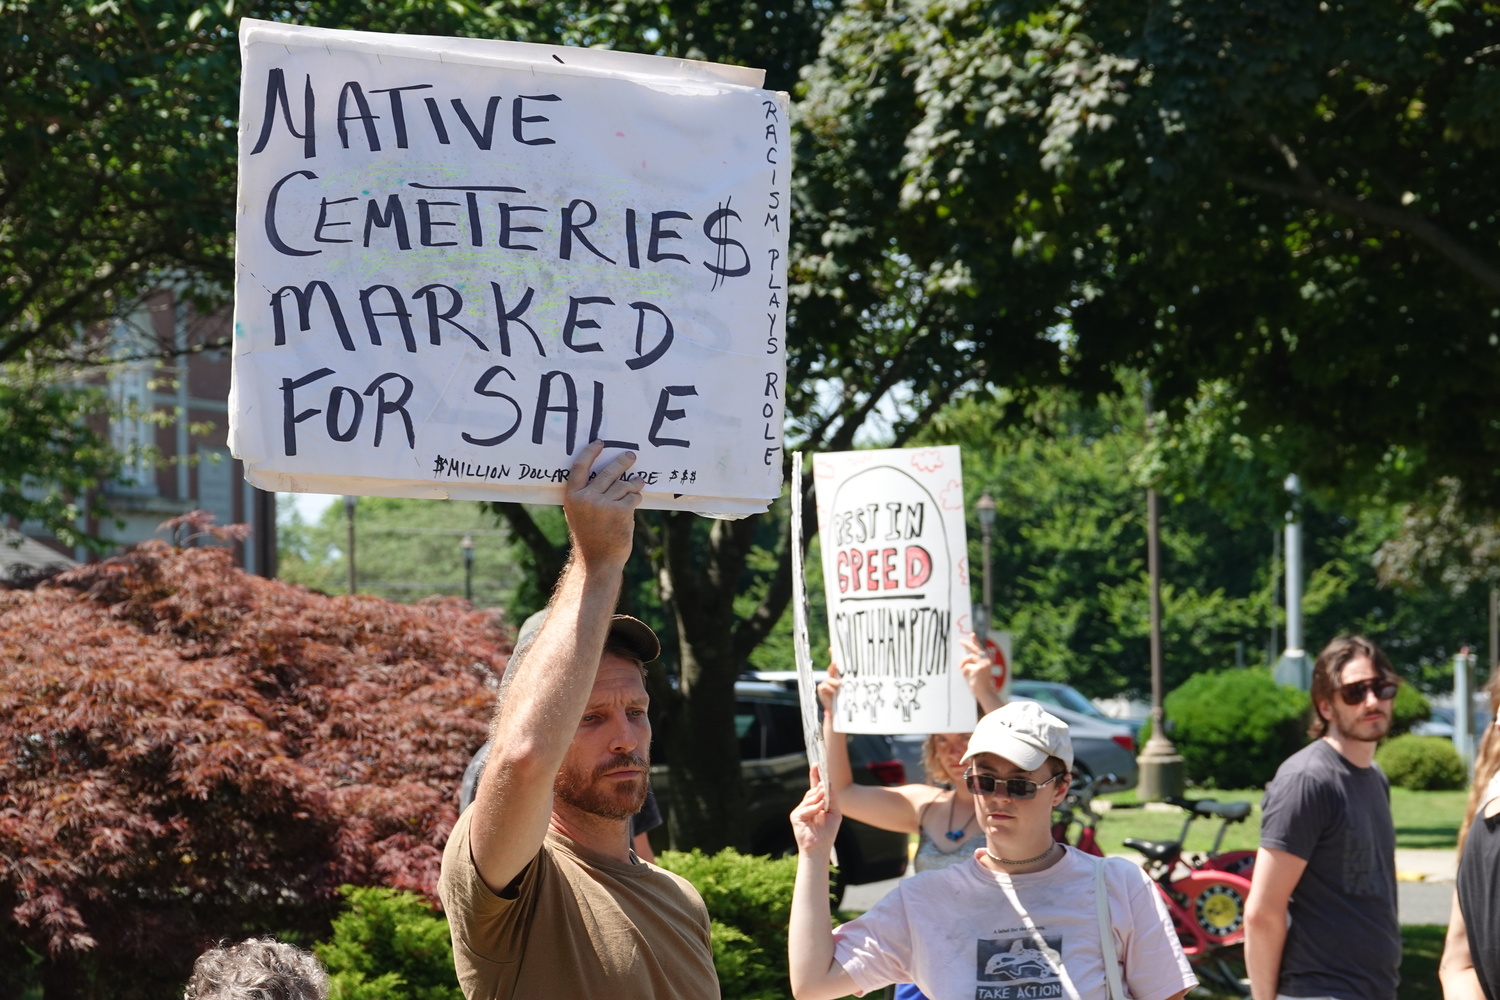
[814,446,975,735]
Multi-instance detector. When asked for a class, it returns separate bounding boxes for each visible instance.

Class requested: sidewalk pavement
[1394,847,1456,883]
[1394,847,1457,926]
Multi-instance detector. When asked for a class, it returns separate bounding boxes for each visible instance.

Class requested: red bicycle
[1053,774,1252,996]
[1155,796,1257,879]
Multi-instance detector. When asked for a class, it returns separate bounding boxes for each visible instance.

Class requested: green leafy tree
[0,370,122,547]
[278,497,522,609]
[922,387,1276,696]
[1375,478,1500,597]
[796,0,1500,506]
[923,385,1481,697]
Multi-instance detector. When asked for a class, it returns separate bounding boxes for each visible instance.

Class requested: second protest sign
[814,446,976,734]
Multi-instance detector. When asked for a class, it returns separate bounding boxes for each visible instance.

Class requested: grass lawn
[1397,925,1447,1000]
[1092,787,1468,855]
[1389,787,1470,849]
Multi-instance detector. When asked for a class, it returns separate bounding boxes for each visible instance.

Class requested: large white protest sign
[230,20,789,517]
[813,446,975,735]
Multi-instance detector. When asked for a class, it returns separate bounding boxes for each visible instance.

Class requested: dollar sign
[703,198,750,290]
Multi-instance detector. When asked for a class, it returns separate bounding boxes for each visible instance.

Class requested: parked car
[745,670,1141,792]
[1006,696,1139,792]
[1010,679,1145,739]
[458,679,911,902]
[1411,706,1455,738]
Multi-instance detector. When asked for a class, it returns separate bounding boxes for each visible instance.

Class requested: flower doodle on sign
[908,448,946,474]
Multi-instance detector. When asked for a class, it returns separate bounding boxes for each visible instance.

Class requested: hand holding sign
[562,441,643,569]
[791,766,841,851]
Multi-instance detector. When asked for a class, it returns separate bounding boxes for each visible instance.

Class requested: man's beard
[554,752,650,820]
[1333,705,1391,743]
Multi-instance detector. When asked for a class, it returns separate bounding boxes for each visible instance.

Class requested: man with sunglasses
[1246,635,1401,1000]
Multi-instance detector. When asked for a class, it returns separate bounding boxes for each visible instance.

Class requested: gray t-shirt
[1259,738,1399,1000]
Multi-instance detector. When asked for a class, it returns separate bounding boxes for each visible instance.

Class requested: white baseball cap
[960,700,1074,772]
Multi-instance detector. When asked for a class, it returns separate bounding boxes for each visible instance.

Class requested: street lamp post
[1274,474,1311,690]
[976,491,996,643]
[343,495,357,596]
[461,533,475,604]
[1137,389,1184,801]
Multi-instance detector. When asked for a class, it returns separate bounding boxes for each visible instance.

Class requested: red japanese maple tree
[0,518,507,999]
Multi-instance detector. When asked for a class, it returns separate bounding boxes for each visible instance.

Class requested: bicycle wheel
[1174,870,1252,946]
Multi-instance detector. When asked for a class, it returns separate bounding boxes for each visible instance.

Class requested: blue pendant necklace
[945,791,971,841]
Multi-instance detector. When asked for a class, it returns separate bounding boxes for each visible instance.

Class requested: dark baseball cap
[516,608,661,665]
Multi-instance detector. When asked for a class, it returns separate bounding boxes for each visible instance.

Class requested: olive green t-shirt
[439,808,719,1000]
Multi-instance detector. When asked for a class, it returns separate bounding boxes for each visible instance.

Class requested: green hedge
[1390,684,1432,737]
[1163,668,1309,788]
[311,852,802,1000]
[316,886,462,1000]
[656,848,797,1000]
[1375,734,1468,791]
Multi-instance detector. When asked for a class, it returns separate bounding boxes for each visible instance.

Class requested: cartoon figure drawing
[842,682,859,726]
[983,938,1061,981]
[893,680,924,722]
[861,681,886,723]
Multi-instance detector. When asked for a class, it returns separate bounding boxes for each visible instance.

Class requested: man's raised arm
[466,442,644,893]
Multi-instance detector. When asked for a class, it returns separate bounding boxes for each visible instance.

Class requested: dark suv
[646,681,910,899]
[459,680,910,901]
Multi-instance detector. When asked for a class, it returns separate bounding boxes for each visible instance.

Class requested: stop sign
[983,630,1012,698]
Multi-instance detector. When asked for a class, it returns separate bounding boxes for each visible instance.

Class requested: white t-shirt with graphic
[832,846,1196,1000]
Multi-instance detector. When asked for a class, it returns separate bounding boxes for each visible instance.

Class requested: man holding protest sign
[438,441,718,999]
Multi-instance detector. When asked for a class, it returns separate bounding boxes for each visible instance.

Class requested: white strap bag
[1094,856,1126,1000]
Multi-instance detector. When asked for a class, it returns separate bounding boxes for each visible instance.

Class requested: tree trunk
[658,510,753,852]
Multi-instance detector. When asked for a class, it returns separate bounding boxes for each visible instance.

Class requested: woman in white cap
[788,701,1196,1000]
[816,637,1000,1000]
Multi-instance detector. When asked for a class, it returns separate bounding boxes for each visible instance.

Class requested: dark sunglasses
[1338,679,1398,705]
[962,770,1066,799]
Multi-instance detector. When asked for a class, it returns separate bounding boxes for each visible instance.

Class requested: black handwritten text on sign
[231,22,789,513]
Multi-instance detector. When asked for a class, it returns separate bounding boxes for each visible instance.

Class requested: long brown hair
[1459,667,1500,852]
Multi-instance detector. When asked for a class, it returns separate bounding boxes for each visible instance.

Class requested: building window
[109,362,157,495]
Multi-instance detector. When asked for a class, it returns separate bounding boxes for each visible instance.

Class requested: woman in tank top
[817,634,1002,1000]
[1440,669,1500,999]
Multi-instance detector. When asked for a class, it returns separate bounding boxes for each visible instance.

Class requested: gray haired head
[184,938,328,1000]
